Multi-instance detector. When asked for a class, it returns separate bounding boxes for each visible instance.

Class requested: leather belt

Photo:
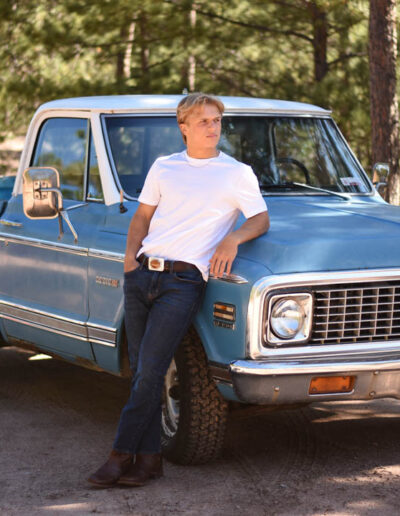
[137,254,198,273]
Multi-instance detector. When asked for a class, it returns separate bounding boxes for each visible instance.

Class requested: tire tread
[162,328,228,465]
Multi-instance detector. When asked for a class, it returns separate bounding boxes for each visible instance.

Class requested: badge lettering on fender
[96,276,120,288]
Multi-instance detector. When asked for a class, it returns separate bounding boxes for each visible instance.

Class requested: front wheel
[161,329,228,465]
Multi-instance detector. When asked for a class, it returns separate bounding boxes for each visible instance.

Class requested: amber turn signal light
[309,375,355,395]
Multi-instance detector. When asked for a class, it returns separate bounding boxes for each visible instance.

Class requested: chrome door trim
[89,248,125,262]
[0,299,117,347]
[0,232,126,263]
[247,268,400,360]
[0,301,87,338]
[0,232,87,256]
[2,313,89,342]
[66,202,89,211]
[0,219,23,227]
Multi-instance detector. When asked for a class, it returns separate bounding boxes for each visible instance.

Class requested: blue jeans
[113,264,206,454]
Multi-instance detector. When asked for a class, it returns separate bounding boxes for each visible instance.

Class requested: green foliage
[0,0,378,172]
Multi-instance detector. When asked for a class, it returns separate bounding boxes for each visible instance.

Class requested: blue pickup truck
[0,95,398,464]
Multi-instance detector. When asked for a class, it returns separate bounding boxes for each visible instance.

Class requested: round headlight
[270,298,305,339]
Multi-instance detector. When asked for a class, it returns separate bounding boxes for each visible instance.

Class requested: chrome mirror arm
[58,212,64,239]
[59,209,78,243]
[36,185,78,243]
[37,186,64,210]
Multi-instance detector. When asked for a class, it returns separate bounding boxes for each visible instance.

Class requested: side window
[87,133,103,201]
[31,118,88,201]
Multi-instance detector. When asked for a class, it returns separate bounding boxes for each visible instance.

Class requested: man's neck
[186,146,219,159]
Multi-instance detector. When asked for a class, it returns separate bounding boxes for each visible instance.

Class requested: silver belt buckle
[148,256,165,271]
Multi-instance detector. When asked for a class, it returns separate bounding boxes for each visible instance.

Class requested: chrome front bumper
[229,351,400,405]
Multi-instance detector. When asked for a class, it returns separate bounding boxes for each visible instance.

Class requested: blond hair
[177,93,225,143]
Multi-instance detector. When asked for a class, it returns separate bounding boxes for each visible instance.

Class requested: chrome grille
[311,281,400,344]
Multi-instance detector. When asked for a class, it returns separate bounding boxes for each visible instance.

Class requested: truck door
[0,116,104,361]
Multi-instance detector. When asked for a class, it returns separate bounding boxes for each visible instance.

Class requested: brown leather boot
[87,450,133,487]
[118,453,163,487]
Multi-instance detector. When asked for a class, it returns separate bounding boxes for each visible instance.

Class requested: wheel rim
[162,358,180,438]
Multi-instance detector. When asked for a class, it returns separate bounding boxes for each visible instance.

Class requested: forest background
[0,0,397,196]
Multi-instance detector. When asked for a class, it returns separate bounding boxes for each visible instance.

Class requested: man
[88,93,270,487]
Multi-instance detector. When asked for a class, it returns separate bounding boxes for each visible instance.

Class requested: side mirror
[23,167,62,219]
[22,166,78,242]
[372,162,389,195]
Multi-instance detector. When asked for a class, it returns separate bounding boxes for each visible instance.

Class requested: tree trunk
[124,22,136,80]
[369,0,400,204]
[116,24,129,87]
[139,12,150,92]
[188,9,196,92]
[181,7,196,92]
[307,1,328,82]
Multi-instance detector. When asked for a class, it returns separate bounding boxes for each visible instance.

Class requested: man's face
[180,104,222,150]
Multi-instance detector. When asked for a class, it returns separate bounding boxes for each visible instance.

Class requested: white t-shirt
[137,150,267,280]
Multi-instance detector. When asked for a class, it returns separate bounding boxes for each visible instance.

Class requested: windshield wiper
[260,181,350,201]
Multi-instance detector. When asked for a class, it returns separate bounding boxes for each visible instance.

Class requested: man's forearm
[230,210,270,245]
[124,214,151,271]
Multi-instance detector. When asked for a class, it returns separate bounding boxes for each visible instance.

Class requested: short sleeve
[234,165,268,218]
[137,160,161,206]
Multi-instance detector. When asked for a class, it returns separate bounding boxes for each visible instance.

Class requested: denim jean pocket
[124,267,141,278]
[173,269,203,284]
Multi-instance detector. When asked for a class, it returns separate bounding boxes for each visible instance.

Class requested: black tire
[161,328,228,465]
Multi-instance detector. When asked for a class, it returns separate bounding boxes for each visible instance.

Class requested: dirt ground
[1,347,400,516]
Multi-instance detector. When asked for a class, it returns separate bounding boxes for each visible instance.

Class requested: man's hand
[209,233,240,277]
[209,211,270,278]
[124,258,140,274]
[124,203,157,273]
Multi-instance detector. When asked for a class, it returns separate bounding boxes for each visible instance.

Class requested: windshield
[104,115,371,198]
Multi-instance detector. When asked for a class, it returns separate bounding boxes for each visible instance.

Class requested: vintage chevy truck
[0,95,398,464]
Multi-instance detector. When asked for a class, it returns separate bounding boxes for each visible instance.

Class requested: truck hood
[237,197,400,274]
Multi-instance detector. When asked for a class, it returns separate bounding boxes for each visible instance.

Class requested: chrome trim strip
[66,203,89,211]
[0,233,125,263]
[224,110,332,116]
[0,299,117,347]
[0,219,23,227]
[100,111,332,118]
[86,321,118,331]
[1,314,88,342]
[89,338,116,348]
[231,351,400,376]
[0,303,87,338]
[0,232,87,256]
[247,268,400,360]
[89,248,125,262]
[86,197,104,203]
[87,326,117,343]
[0,298,86,325]
[209,272,248,284]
